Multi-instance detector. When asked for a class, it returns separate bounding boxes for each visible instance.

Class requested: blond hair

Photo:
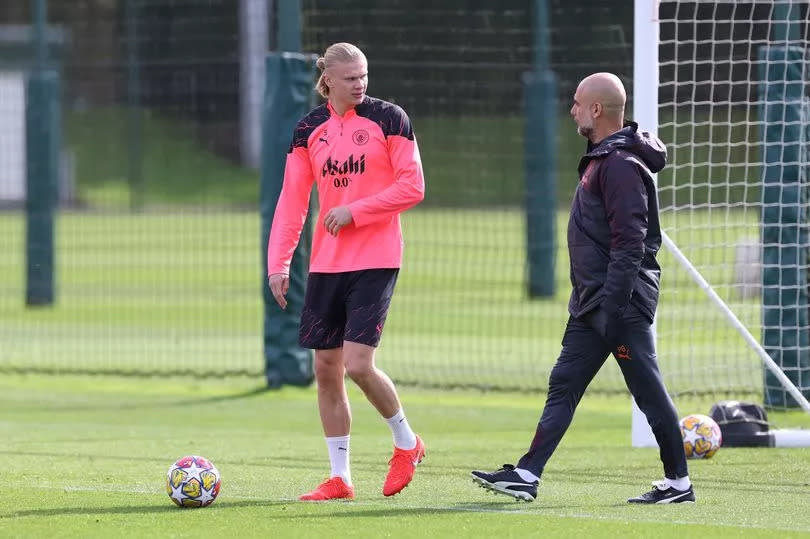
[315,42,367,98]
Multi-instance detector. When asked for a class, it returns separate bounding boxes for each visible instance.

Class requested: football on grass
[166,455,221,507]
[680,414,722,459]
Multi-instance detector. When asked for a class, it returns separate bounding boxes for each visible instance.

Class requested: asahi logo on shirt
[322,155,366,177]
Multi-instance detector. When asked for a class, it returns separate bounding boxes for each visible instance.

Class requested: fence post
[524,0,557,297]
[25,0,59,306]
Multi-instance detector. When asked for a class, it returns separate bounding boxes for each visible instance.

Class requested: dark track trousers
[517,304,689,480]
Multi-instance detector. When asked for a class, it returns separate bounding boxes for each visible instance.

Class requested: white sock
[515,467,540,483]
[326,435,351,485]
[384,408,417,450]
[665,475,690,491]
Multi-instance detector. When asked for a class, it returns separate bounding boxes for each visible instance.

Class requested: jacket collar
[585,121,638,157]
[327,100,358,119]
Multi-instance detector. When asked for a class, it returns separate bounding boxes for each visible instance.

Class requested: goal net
[639,0,810,410]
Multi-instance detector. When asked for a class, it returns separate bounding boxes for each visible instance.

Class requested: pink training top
[267,96,425,275]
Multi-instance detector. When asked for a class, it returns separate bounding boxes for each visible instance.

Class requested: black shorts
[299,268,399,349]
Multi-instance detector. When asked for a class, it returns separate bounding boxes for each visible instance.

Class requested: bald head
[570,72,627,142]
[579,72,626,118]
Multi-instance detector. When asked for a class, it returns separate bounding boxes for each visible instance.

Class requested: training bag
[709,400,772,447]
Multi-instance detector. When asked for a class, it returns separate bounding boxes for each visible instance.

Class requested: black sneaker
[471,464,538,502]
[628,480,696,504]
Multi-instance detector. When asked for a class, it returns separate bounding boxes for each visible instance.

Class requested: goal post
[631,0,660,448]
[632,0,810,446]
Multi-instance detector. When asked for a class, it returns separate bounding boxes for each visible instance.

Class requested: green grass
[2,374,810,538]
[657,105,763,208]
[0,210,261,376]
[64,106,759,211]
[63,108,588,210]
[2,107,806,536]
[415,115,585,207]
[52,105,776,396]
[65,109,259,208]
[0,206,770,397]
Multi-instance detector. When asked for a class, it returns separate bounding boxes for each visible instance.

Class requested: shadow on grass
[271,506,516,520]
[246,500,620,520]
[449,500,575,511]
[548,467,810,491]
[2,501,545,521]
[0,499,288,519]
[5,448,809,495]
[47,386,282,413]
[0,449,326,471]
[0,447,459,477]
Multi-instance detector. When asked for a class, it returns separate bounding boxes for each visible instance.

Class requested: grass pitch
[2,375,810,538]
[0,207,766,395]
[1,117,803,536]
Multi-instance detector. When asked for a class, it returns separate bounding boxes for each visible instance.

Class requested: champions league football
[680,414,722,459]
[166,455,221,507]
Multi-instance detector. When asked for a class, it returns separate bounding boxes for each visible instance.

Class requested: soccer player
[267,42,426,501]
[471,72,693,504]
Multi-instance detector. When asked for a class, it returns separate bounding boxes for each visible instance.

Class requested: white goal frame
[631,0,810,447]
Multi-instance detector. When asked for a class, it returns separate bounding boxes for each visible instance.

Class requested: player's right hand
[268,273,290,310]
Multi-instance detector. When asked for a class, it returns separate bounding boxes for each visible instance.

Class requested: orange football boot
[299,477,355,501]
[383,435,426,496]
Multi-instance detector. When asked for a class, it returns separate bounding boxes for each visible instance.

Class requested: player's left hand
[323,206,353,236]
[591,306,624,348]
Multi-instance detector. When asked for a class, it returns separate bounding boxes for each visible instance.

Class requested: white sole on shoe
[471,474,535,502]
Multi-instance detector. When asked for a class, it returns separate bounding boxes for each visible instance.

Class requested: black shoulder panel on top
[354,97,414,140]
[288,105,330,153]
